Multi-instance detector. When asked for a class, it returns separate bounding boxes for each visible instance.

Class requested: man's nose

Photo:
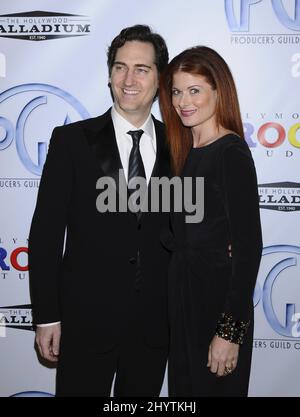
[124,69,136,86]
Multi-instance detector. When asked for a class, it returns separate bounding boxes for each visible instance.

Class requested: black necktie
[127,129,146,184]
[127,130,146,219]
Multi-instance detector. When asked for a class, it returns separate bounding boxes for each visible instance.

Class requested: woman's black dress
[166,134,262,397]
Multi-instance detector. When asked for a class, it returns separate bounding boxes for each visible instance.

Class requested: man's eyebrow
[135,64,152,69]
[113,61,152,69]
[113,61,126,66]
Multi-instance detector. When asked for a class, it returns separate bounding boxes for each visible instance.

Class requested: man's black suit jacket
[29,109,170,353]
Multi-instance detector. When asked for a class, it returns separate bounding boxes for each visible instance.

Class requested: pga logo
[11,391,54,397]
[0,83,90,175]
[225,0,300,32]
[254,245,300,338]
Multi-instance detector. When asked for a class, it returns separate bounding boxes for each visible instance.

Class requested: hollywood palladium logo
[0,10,91,41]
[0,304,33,336]
[258,182,300,211]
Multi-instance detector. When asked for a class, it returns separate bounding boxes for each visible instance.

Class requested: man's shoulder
[152,115,165,127]
[151,115,166,136]
[54,109,111,134]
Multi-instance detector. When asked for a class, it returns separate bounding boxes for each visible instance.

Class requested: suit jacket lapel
[84,111,169,220]
[85,108,126,196]
[151,116,169,179]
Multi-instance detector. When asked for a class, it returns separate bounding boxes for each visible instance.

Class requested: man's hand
[35,323,61,362]
[207,335,239,377]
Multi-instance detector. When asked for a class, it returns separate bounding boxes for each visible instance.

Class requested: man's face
[110,41,159,121]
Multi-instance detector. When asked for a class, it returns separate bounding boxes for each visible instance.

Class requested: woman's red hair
[159,46,244,175]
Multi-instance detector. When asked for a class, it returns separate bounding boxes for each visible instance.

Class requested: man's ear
[107,80,114,102]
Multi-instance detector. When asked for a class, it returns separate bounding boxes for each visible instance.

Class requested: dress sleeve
[215,141,262,344]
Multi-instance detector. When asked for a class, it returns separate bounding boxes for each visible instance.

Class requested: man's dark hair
[107,24,169,76]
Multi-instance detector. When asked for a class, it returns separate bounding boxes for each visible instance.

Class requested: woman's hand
[207,335,239,377]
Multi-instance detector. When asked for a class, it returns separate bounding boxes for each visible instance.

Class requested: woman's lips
[180,109,197,117]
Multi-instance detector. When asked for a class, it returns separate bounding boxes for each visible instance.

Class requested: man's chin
[119,105,140,114]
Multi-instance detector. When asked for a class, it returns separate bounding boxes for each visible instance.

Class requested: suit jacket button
[129,257,136,264]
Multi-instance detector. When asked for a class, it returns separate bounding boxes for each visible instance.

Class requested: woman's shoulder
[216,134,257,181]
[218,133,252,159]
[218,132,246,147]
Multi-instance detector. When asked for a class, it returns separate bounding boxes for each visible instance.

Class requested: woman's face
[172,71,217,130]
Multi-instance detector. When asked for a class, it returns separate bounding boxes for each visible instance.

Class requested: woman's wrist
[215,312,250,345]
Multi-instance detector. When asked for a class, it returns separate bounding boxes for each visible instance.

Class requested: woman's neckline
[191,133,239,150]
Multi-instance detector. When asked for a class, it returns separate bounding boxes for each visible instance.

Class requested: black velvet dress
[165,134,262,397]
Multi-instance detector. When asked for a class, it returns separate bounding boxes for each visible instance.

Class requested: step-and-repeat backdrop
[0,0,299,397]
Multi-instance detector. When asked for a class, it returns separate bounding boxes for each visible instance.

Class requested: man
[29,25,170,397]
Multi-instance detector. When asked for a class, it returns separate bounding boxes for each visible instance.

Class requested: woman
[159,46,262,397]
